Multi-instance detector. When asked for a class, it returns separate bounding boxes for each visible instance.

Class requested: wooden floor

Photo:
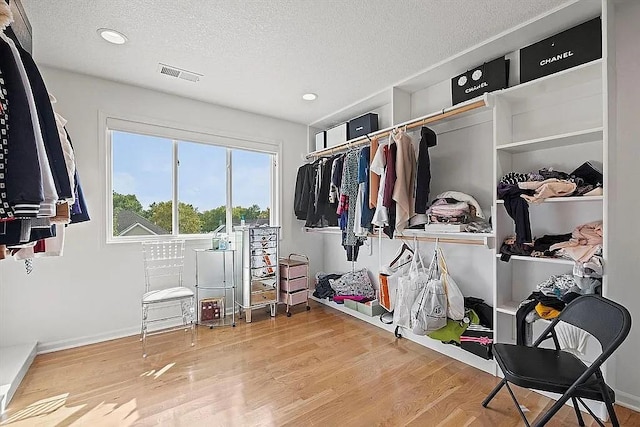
[2,301,639,426]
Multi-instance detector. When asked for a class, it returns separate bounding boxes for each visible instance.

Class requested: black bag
[464,296,493,329]
[571,161,603,187]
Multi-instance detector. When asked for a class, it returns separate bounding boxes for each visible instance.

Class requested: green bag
[428,310,480,344]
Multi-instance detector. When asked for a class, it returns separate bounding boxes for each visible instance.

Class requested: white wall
[609,0,640,409]
[0,67,324,352]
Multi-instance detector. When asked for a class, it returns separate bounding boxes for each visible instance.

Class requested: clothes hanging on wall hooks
[0,3,90,271]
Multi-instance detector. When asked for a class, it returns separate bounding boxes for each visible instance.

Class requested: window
[107,122,279,242]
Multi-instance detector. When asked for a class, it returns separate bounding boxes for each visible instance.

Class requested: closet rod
[305,97,487,159]
[302,227,489,247]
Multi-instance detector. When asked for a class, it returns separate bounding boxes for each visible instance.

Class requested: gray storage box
[344,299,359,311]
[357,300,385,317]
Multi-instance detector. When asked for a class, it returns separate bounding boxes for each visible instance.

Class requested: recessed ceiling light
[97,28,128,45]
[302,93,317,101]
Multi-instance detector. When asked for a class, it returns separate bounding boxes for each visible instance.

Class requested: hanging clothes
[1,33,58,217]
[354,146,374,236]
[339,150,364,260]
[0,4,87,265]
[371,142,389,230]
[381,143,397,238]
[50,95,76,203]
[317,156,338,227]
[16,41,73,201]
[294,164,311,220]
[391,129,416,233]
[369,137,379,209]
[415,127,437,214]
[0,36,42,218]
[0,68,10,219]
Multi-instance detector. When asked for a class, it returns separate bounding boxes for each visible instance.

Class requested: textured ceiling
[22,0,570,125]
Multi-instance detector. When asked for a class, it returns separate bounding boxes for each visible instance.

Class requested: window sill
[106,234,218,245]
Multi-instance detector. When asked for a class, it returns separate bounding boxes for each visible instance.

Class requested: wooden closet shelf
[305,97,488,159]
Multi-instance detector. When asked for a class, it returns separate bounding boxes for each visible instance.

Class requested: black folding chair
[482,295,631,426]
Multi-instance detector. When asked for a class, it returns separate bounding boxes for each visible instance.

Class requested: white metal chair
[141,240,195,357]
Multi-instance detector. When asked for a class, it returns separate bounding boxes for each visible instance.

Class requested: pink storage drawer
[281,289,308,306]
[279,263,308,279]
[281,276,307,293]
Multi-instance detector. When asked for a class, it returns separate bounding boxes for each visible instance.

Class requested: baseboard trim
[37,327,140,354]
[615,390,640,413]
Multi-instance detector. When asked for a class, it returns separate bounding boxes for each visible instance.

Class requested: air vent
[157,63,202,83]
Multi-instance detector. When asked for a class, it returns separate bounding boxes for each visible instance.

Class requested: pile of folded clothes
[416,191,491,233]
[516,273,601,345]
[500,221,603,279]
[497,161,603,243]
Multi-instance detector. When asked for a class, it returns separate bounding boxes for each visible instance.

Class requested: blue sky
[112,131,271,211]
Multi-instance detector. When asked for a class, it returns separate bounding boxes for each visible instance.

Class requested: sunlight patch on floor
[140,362,175,379]
[1,393,69,425]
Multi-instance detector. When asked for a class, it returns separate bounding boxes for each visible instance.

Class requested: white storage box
[315,131,326,151]
[326,123,349,148]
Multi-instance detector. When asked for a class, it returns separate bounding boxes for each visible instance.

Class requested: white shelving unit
[300,1,615,419]
[0,342,37,414]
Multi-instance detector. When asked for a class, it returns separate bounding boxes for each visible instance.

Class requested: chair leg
[577,398,605,427]
[603,392,620,427]
[533,392,572,426]
[141,304,148,358]
[572,397,585,427]
[504,382,530,427]
[190,296,195,347]
[482,378,506,407]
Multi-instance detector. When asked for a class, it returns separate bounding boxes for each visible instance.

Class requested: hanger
[388,242,414,269]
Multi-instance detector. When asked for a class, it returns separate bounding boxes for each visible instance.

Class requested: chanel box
[451,57,509,105]
[520,17,602,83]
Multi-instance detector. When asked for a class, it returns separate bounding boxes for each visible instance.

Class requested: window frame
[103,114,281,244]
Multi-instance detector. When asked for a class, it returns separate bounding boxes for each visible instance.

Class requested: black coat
[0,40,43,217]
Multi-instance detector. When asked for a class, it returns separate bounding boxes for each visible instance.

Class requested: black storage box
[451,57,509,105]
[520,17,602,83]
[348,113,378,139]
[459,326,493,360]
